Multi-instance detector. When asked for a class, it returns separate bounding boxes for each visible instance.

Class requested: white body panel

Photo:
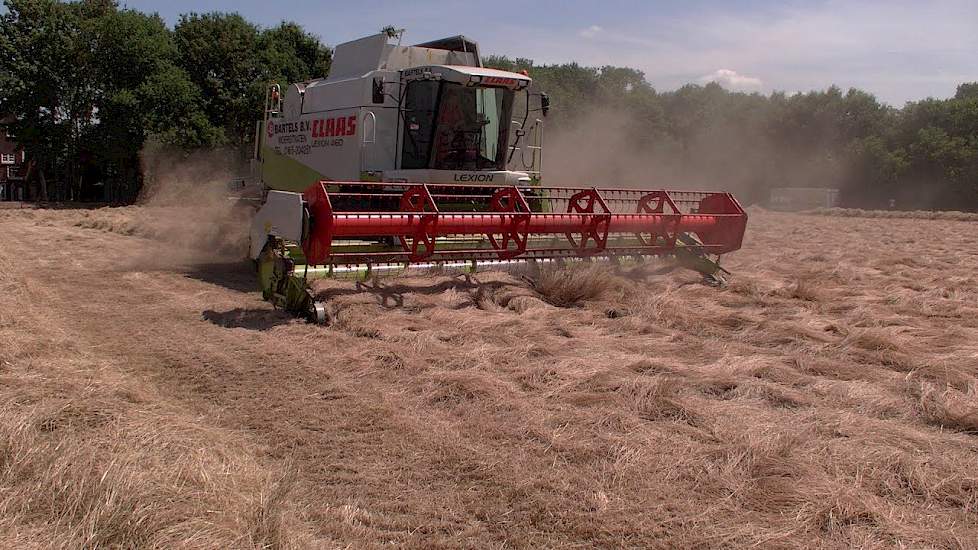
[258,32,534,190]
[249,191,304,258]
[266,106,363,181]
[326,34,479,81]
[384,169,529,185]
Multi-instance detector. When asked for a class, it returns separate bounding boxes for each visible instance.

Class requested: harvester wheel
[309,301,328,325]
[702,273,726,287]
[258,236,322,322]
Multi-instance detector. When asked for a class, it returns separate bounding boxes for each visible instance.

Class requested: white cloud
[578,25,603,39]
[699,69,763,91]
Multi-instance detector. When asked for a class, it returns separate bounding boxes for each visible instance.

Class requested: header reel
[256,181,748,322]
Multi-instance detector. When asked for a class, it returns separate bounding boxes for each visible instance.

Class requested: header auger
[244,30,748,321]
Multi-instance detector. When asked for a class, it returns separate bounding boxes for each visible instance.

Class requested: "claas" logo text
[311,115,357,138]
[482,76,518,88]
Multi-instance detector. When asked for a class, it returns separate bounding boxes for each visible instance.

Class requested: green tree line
[0,0,329,201]
[487,56,978,210]
[1,0,975,209]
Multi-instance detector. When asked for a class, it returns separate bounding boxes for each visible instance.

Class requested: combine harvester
[248,31,748,322]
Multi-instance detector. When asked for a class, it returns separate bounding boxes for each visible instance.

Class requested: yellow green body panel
[260,144,326,192]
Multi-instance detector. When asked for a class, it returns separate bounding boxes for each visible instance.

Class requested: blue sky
[121,0,976,105]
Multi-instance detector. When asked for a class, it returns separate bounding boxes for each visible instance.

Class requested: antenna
[380,25,405,45]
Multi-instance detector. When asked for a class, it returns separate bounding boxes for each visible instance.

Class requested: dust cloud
[74,147,253,269]
[542,108,682,189]
[138,146,241,206]
[139,147,253,265]
[540,106,840,205]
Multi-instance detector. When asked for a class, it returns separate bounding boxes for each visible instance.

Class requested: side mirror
[540,92,550,117]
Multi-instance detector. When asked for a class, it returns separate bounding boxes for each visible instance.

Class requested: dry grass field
[1,204,977,548]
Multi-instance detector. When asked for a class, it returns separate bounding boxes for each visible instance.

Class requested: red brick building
[0,122,28,201]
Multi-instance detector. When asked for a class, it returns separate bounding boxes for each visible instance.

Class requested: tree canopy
[487,55,978,210]
[0,1,974,210]
[0,0,331,201]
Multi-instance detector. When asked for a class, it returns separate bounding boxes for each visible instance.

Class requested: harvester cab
[254,32,541,195]
[249,31,748,323]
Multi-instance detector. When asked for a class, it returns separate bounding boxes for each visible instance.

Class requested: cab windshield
[401,81,514,171]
